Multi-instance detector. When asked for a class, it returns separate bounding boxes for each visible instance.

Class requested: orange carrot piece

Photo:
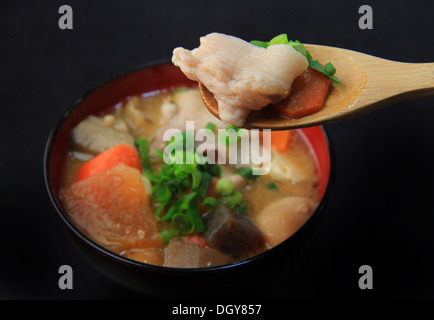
[272,67,332,119]
[270,130,291,152]
[75,144,142,182]
[260,130,292,152]
[183,233,210,248]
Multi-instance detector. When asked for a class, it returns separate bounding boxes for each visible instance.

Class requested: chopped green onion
[197,172,212,199]
[202,197,219,210]
[235,203,246,215]
[226,125,241,132]
[172,213,194,234]
[153,149,164,161]
[236,168,258,180]
[136,132,222,239]
[215,178,235,196]
[135,138,159,182]
[266,182,278,191]
[208,165,222,177]
[250,40,269,48]
[324,63,336,76]
[205,122,216,132]
[152,183,172,203]
[221,190,243,208]
[160,229,178,245]
[269,33,289,45]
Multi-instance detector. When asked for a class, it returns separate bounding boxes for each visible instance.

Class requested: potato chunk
[71,115,135,155]
[254,196,318,247]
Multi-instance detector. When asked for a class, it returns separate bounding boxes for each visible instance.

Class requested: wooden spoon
[199,44,434,130]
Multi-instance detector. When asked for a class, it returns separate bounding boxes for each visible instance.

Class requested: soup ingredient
[203,204,264,259]
[71,115,135,155]
[220,189,243,209]
[272,68,332,119]
[251,34,340,84]
[254,196,317,247]
[235,168,258,180]
[121,248,164,265]
[183,233,209,248]
[60,163,162,251]
[268,130,292,152]
[170,88,226,130]
[215,178,245,211]
[215,178,235,195]
[163,239,233,268]
[266,182,278,191]
[123,96,151,136]
[149,90,227,153]
[226,174,247,190]
[268,150,310,183]
[135,136,221,241]
[75,144,142,182]
[172,32,308,127]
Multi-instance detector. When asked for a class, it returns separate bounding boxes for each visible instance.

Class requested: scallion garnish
[135,135,222,243]
[250,34,340,84]
[215,178,235,196]
[202,197,219,210]
[221,189,243,208]
[236,168,258,180]
[205,122,216,132]
[266,182,278,191]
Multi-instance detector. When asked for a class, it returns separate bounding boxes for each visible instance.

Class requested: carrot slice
[269,130,291,152]
[260,130,291,152]
[75,144,142,182]
[183,233,210,248]
[272,67,332,119]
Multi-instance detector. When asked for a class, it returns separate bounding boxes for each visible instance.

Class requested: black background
[1,0,434,300]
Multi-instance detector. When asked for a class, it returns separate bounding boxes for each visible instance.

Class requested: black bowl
[44,61,335,298]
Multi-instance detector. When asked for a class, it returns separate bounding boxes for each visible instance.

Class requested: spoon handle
[355,60,434,113]
[393,62,434,98]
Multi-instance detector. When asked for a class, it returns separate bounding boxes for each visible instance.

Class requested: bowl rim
[43,60,336,274]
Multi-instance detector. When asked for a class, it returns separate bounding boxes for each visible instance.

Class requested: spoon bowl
[200,44,434,130]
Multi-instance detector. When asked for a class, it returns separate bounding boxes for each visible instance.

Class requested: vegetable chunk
[71,115,135,155]
[203,204,264,259]
[272,68,332,119]
[60,163,162,251]
[269,130,292,152]
[75,144,142,182]
[254,196,318,247]
[163,239,233,268]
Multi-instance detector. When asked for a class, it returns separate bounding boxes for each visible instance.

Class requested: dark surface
[1,0,434,300]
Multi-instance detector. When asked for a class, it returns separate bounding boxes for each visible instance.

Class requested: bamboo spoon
[199,44,434,130]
